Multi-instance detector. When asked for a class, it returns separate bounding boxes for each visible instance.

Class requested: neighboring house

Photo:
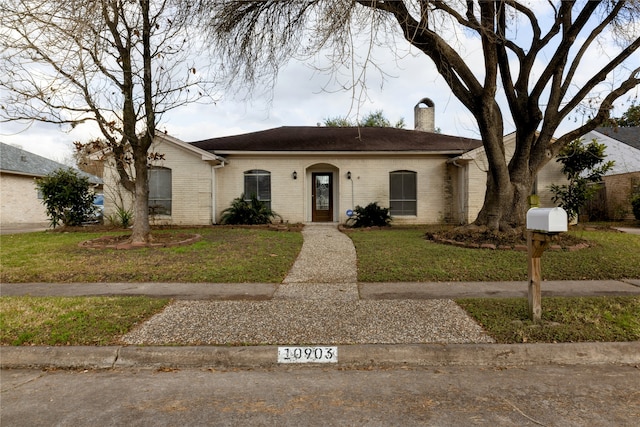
[0,142,102,228]
[103,98,567,226]
[580,127,640,220]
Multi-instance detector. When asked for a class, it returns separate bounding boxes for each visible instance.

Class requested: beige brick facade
[603,172,640,220]
[213,153,450,224]
[103,133,569,227]
[103,135,216,226]
[0,172,48,225]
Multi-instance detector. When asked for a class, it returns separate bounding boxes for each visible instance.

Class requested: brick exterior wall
[102,134,571,227]
[0,173,48,225]
[604,172,640,220]
[214,154,450,224]
[103,137,214,226]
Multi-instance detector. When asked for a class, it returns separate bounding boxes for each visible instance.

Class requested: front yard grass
[0,296,169,345]
[0,227,303,283]
[1,225,639,346]
[1,295,637,345]
[348,228,640,282]
[457,296,640,343]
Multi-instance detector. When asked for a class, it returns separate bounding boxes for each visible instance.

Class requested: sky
[1,49,480,164]
[1,3,637,164]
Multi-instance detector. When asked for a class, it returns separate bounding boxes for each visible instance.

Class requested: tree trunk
[130,149,150,245]
[474,127,544,231]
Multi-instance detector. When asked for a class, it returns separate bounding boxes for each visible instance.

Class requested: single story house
[0,142,102,228]
[580,127,640,220]
[102,98,567,225]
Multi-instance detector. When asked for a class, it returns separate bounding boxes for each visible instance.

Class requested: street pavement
[1,223,639,370]
[3,364,639,426]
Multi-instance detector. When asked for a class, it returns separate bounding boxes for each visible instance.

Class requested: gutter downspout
[211,159,226,224]
[450,159,468,225]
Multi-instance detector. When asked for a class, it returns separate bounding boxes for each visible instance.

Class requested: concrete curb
[2,342,639,370]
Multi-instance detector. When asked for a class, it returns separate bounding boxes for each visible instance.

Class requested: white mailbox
[526,207,568,233]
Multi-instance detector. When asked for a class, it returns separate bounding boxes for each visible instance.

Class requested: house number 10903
[277,346,338,364]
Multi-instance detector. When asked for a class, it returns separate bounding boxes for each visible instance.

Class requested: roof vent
[414,98,435,132]
[20,155,27,162]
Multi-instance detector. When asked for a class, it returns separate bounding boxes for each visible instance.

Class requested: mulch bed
[79,233,202,249]
[425,226,592,251]
[74,223,303,250]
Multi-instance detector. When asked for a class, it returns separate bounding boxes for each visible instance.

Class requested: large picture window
[244,169,271,208]
[149,167,172,215]
[389,170,417,216]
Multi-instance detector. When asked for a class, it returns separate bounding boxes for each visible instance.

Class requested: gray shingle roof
[190,126,482,153]
[0,142,102,184]
[594,127,640,150]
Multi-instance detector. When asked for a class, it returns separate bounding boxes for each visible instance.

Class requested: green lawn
[348,228,640,282]
[1,225,639,346]
[0,227,303,283]
[0,296,169,345]
[457,296,640,343]
[2,295,637,345]
[2,226,637,283]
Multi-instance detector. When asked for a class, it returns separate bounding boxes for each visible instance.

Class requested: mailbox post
[525,208,568,322]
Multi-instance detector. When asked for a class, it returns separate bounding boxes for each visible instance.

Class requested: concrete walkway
[276,223,359,300]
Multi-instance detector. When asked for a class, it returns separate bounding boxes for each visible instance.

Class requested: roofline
[0,169,46,178]
[155,133,225,163]
[589,129,638,145]
[210,150,469,156]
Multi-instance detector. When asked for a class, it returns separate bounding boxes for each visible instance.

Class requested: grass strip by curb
[1,296,639,346]
[0,296,169,346]
[457,296,640,343]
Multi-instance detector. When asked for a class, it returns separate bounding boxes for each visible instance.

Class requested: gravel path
[122,300,494,345]
[122,224,495,346]
[282,224,357,284]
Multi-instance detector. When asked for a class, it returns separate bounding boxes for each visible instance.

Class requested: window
[389,170,417,215]
[244,169,271,208]
[149,167,172,215]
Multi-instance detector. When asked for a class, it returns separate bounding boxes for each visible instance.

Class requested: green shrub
[346,202,392,228]
[220,194,280,225]
[631,194,640,220]
[106,206,134,228]
[35,168,95,228]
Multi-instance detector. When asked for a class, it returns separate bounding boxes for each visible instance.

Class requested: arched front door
[312,172,333,222]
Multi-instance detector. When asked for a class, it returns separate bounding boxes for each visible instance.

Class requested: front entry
[312,172,333,222]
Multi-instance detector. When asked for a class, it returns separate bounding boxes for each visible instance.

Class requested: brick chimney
[414,98,435,132]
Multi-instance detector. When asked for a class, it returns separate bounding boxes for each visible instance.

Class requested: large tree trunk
[474,165,535,232]
[130,148,151,245]
[474,125,547,231]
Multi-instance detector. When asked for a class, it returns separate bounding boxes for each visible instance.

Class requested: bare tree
[1,0,214,243]
[199,0,640,231]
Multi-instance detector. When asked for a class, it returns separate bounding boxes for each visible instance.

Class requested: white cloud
[2,4,637,160]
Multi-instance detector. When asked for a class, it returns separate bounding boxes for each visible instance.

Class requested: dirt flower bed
[425,225,591,251]
[79,233,202,249]
[73,223,303,250]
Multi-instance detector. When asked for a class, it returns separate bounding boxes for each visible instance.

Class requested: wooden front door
[312,173,333,222]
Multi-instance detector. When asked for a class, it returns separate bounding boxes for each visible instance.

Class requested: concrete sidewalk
[2,279,640,300]
[1,223,639,369]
